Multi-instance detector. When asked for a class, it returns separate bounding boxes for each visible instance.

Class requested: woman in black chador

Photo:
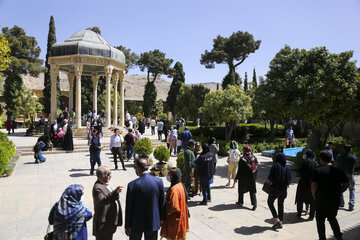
[295,149,318,220]
[62,125,74,151]
[235,146,258,210]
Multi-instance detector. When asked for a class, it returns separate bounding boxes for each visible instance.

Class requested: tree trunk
[308,126,321,150]
[225,121,235,141]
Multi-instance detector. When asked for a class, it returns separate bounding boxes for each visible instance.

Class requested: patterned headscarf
[53,184,88,239]
[242,146,258,173]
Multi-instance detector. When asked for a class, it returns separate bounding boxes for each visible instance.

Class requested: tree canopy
[0,34,11,72]
[254,45,360,149]
[2,26,43,117]
[202,85,252,140]
[166,61,185,117]
[200,31,261,89]
[138,49,173,117]
[13,85,43,121]
[175,84,210,121]
[115,45,139,73]
[87,27,101,35]
[252,68,257,88]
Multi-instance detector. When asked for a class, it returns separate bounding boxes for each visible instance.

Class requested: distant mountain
[18,73,220,101]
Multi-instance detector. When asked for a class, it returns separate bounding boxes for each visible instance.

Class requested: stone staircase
[73,127,124,138]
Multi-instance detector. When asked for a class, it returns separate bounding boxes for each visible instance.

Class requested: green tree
[201,85,252,140]
[125,100,143,116]
[115,45,139,73]
[138,49,173,117]
[13,86,43,121]
[252,68,257,88]
[2,26,43,117]
[0,34,11,71]
[175,84,210,121]
[166,62,185,118]
[0,34,11,96]
[261,45,359,149]
[43,16,61,114]
[244,72,248,92]
[200,31,261,89]
[222,71,242,88]
[87,27,101,35]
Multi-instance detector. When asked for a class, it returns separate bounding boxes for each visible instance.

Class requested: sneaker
[272,221,283,230]
[90,171,94,175]
[349,205,354,211]
[115,166,118,170]
[35,159,39,164]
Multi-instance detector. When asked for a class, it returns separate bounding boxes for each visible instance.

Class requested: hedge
[0,132,16,175]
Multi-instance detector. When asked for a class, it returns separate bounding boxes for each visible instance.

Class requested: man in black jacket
[195,144,215,205]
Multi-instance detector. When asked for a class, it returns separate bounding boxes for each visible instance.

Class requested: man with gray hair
[93,166,123,240]
[125,158,165,240]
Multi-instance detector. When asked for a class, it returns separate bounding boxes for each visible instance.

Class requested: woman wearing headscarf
[48,184,92,239]
[235,146,258,210]
[63,124,74,151]
[267,152,292,230]
[226,141,241,187]
[167,127,178,155]
[161,168,189,240]
[208,137,219,174]
[295,149,318,220]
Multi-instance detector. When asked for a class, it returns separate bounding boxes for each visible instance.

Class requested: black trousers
[267,193,286,221]
[316,208,342,240]
[238,191,257,206]
[297,200,315,218]
[112,147,125,169]
[130,230,158,240]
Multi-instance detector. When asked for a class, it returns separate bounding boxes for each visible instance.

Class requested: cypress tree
[244,72,248,92]
[143,82,157,118]
[43,16,61,114]
[166,62,185,117]
[252,67,257,88]
[222,70,242,89]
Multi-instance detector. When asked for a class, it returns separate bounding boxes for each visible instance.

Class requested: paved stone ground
[1,128,360,240]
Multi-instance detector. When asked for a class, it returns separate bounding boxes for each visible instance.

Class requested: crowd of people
[39,110,358,240]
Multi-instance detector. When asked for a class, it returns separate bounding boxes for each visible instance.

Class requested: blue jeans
[200,177,212,202]
[127,145,134,160]
[341,172,355,207]
[90,150,101,173]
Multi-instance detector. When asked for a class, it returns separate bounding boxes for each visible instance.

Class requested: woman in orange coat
[161,167,189,240]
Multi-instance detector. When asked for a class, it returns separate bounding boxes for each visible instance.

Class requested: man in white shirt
[157,120,164,140]
[125,111,131,122]
[150,118,156,135]
[110,128,126,170]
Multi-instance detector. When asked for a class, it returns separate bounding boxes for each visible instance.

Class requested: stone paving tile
[1,128,360,239]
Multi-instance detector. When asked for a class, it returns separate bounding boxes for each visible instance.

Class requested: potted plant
[134,137,153,158]
[154,145,170,170]
[160,166,168,177]
[150,165,160,176]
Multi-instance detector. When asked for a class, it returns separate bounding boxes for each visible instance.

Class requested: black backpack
[34,142,42,153]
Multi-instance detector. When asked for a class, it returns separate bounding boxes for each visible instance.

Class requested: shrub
[134,137,153,157]
[153,145,170,163]
[0,132,16,175]
[176,152,185,176]
[158,113,167,119]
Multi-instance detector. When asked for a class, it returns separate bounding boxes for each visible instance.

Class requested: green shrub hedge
[0,132,16,175]
[176,152,185,176]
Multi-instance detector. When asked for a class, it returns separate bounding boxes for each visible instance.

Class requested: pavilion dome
[51,30,125,63]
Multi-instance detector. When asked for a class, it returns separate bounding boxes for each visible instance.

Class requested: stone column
[119,70,125,127]
[92,74,99,114]
[50,64,59,122]
[112,72,119,126]
[74,63,83,127]
[67,73,75,111]
[104,65,113,127]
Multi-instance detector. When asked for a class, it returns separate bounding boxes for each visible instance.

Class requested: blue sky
[0,0,359,84]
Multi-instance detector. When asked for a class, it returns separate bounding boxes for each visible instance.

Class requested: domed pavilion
[48,30,126,127]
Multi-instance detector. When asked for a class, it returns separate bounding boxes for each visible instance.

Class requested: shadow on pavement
[264,212,305,225]
[23,162,37,165]
[68,168,89,172]
[234,225,273,235]
[69,173,91,177]
[208,203,240,211]
[329,223,360,240]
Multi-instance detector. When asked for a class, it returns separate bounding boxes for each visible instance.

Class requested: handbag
[44,224,53,240]
[262,179,273,194]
